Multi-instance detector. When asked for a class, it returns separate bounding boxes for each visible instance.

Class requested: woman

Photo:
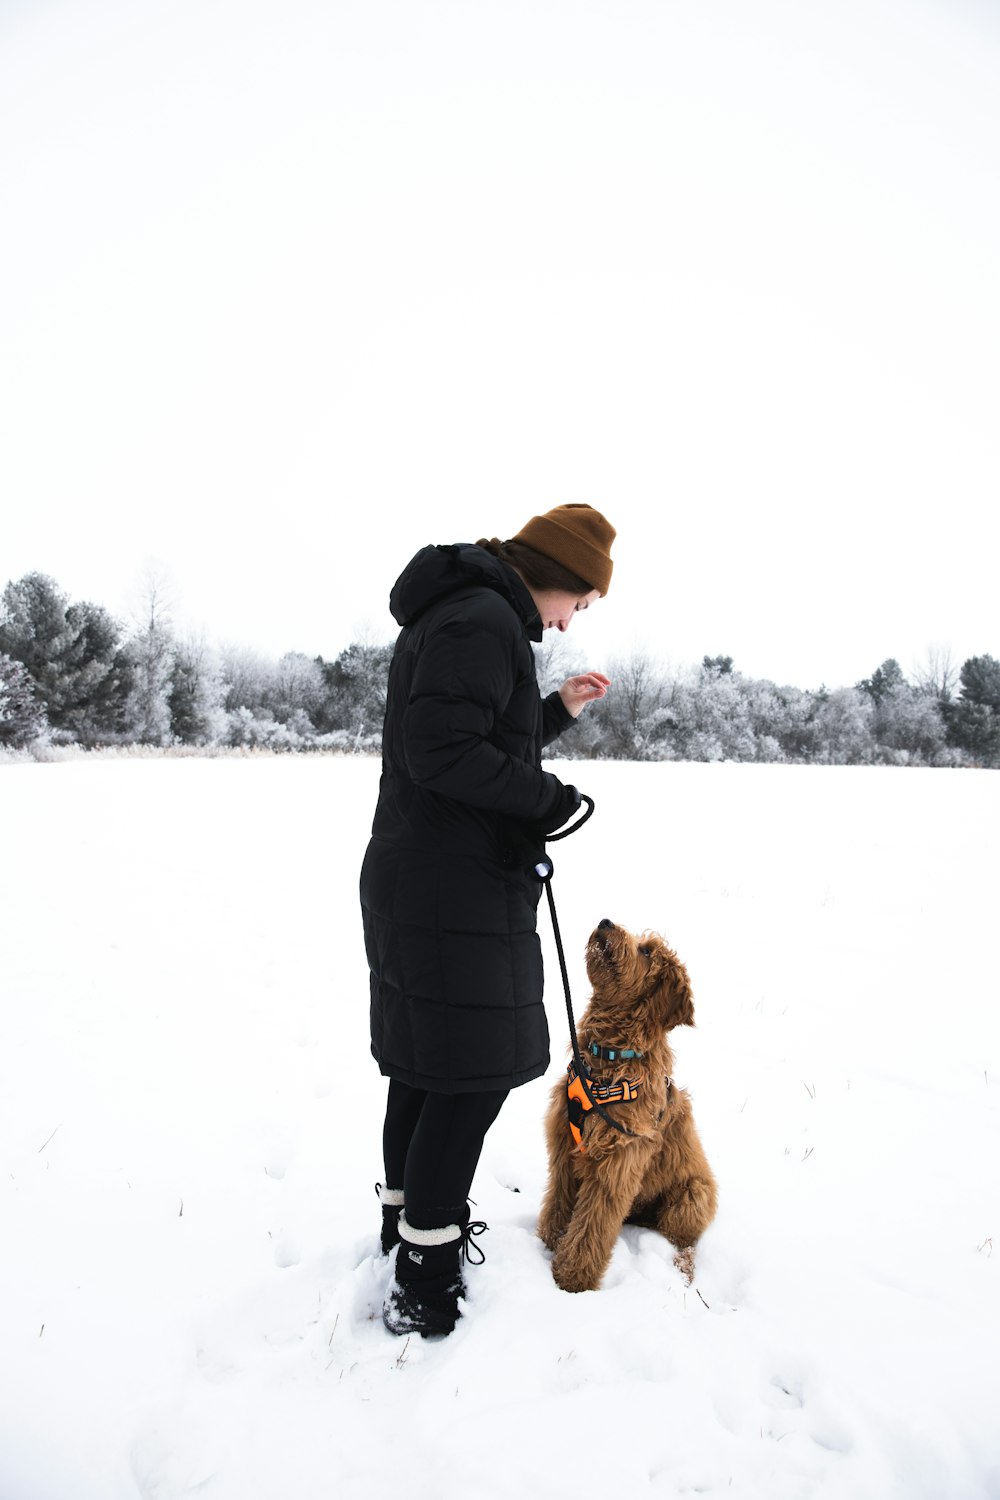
[360,502,615,1337]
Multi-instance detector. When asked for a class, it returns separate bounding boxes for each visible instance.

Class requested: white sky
[2,0,998,690]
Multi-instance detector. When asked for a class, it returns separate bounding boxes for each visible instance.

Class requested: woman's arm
[542,672,611,746]
[402,618,564,822]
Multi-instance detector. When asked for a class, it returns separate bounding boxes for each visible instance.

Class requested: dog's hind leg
[550,1145,651,1293]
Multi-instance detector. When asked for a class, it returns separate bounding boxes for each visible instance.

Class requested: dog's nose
[597,918,614,931]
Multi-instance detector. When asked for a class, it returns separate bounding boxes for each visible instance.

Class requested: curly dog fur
[538,920,718,1292]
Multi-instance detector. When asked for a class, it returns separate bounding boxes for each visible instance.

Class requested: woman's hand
[558,672,611,719]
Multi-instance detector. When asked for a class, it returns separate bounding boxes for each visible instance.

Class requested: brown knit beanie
[512,503,616,595]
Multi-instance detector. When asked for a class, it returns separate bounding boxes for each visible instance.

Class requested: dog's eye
[638,945,651,957]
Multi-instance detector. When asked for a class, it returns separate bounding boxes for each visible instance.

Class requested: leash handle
[547,793,594,843]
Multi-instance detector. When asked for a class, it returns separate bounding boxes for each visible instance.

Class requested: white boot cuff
[397,1212,461,1247]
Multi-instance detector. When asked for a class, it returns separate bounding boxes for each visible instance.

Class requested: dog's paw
[551,1251,600,1295]
[673,1246,696,1284]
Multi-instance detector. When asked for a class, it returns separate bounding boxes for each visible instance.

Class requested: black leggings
[383,1080,509,1231]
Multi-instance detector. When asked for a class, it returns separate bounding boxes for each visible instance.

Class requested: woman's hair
[476,537,591,595]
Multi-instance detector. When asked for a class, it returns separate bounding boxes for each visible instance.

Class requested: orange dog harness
[566,1062,640,1151]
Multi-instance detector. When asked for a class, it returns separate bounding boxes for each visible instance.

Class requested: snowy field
[1,755,998,1500]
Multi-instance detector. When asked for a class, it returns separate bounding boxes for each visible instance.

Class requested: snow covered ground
[1,755,997,1500]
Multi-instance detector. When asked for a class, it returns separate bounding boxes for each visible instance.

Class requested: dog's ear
[660,954,695,1030]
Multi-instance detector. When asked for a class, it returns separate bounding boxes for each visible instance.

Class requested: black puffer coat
[360,542,575,1093]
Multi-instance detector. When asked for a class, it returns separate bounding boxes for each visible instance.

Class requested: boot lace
[460,1220,488,1266]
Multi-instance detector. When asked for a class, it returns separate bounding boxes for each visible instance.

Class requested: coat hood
[389,543,541,639]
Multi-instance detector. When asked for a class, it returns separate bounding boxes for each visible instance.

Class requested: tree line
[2,571,999,766]
[536,648,1000,768]
[0,571,392,755]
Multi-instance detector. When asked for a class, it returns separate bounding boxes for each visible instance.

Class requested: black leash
[536,797,640,1141]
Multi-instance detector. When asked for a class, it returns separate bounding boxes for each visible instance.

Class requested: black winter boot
[382,1211,488,1338]
[375,1183,404,1256]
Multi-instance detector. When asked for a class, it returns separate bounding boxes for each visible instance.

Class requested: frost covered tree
[809,687,875,764]
[61,600,133,742]
[658,664,756,762]
[873,687,948,764]
[956,654,1000,712]
[168,639,226,745]
[0,573,128,741]
[764,685,816,761]
[590,651,668,758]
[0,573,73,695]
[854,658,947,762]
[220,646,276,716]
[125,626,174,744]
[317,637,393,744]
[0,572,80,728]
[947,655,1000,765]
[124,570,175,745]
[270,652,325,727]
[740,677,793,763]
[857,658,907,704]
[0,652,47,748]
[913,646,957,707]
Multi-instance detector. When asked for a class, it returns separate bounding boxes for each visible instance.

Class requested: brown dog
[538,919,718,1292]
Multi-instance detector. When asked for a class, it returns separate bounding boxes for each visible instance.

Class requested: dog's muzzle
[588,919,618,971]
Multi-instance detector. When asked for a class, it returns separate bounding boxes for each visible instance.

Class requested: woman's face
[528,587,601,632]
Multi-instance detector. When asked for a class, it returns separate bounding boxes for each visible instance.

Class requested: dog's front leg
[537,1099,579,1251]
[550,1143,652,1293]
[656,1172,719,1257]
